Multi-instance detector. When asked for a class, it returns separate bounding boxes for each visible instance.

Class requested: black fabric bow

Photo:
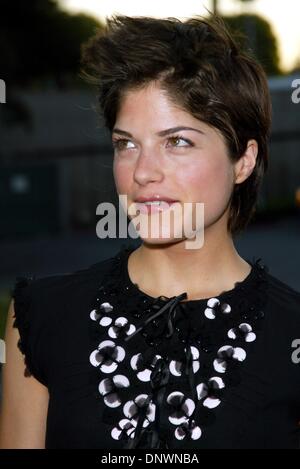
[123,292,188,448]
[124,292,188,342]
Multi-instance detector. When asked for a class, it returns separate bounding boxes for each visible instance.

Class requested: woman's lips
[134,200,179,214]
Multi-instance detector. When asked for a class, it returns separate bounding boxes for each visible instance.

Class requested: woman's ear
[234,139,258,185]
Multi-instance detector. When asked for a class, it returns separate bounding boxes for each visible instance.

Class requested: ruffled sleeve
[11,275,48,386]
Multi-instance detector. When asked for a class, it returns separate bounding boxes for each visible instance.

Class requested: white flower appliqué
[196,376,225,409]
[204,298,231,320]
[228,323,256,343]
[213,345,246,373]
[89,340,125,373]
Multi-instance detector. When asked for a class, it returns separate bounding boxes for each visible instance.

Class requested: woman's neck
[127,237,251,301]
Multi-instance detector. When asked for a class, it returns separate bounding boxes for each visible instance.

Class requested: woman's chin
[140,239,186,250]
[137,233,186,245]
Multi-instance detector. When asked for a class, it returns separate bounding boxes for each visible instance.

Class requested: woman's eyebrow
[112,126,205,137]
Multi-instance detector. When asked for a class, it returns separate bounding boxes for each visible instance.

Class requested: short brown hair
[81,14,272,236]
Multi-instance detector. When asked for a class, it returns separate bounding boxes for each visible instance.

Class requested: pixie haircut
[81,14,272,236]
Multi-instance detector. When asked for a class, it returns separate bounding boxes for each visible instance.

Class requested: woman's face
[112,82,237,245]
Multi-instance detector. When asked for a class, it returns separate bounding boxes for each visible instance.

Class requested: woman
[1,14,300,449]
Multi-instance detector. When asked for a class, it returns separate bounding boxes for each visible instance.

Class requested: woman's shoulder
[265,269,300,313]
[12,252,117,303]
[10,251,119,335]
[260,267,300,337]
[9,250,119,385]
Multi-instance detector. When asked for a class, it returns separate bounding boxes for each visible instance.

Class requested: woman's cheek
[113,160,131,195]
[180,159,233,219]
[178,160,219,202]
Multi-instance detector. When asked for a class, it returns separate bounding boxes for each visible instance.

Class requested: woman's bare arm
[0,299,49,448]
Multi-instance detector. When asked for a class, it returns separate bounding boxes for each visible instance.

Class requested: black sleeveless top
[11,244,300,449]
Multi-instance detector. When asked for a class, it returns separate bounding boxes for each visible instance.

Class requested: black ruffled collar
[88,243,269,448]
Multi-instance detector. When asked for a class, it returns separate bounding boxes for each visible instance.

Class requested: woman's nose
[133,148,164,186]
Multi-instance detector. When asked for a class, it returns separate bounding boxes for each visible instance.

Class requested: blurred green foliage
[0,0,103,128]
[223,14,281,76]
[0,291,10,340]
[0,0,103,87]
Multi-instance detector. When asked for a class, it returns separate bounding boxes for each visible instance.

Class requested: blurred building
[264,75,300,213]
[0,89,115,238]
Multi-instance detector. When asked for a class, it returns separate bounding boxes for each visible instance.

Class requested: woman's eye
[112,135,193,151]
[112,139,135,151]
[167,136,193,147]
